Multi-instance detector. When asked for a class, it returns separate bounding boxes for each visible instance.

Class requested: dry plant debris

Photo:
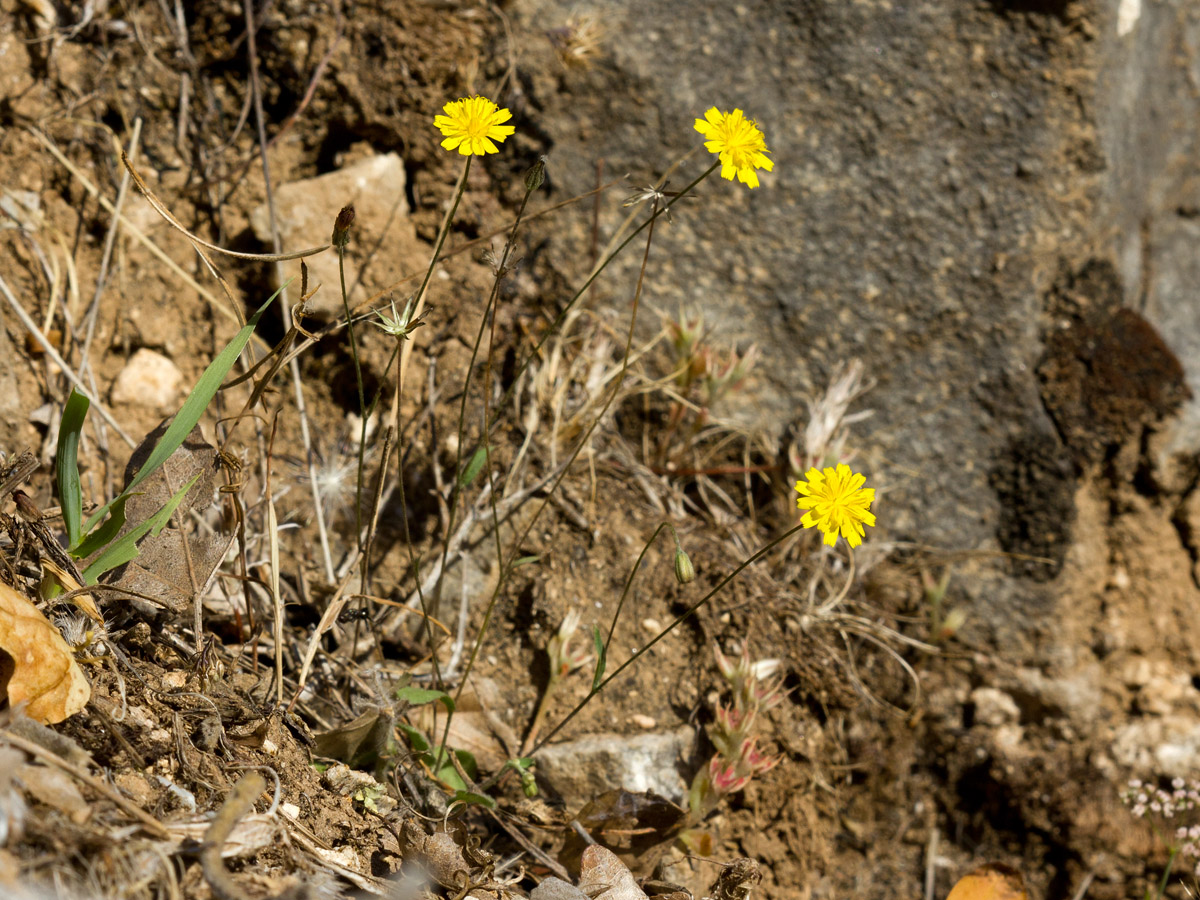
[0,582,90,725]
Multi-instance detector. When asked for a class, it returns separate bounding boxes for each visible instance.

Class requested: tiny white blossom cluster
[1123,777,1200,875]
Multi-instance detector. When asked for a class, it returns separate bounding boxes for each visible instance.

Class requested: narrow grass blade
[81,285,284,536]
[458,446,487,490]
[56,389,89,549]
[72,495,129,559]
[451,790,496,809]
[591,624,606,692]
[81,473,200,582]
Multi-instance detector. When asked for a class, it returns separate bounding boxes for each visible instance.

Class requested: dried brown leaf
[0,583,90,724]
[39,559,102,623]
[16,763,90,824]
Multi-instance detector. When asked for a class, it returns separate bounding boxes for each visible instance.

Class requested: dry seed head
[547,14,605,68]
[331,204,356,247]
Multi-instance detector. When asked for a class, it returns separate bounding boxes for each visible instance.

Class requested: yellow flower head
[694,107,774,189]
[795,463,876,548]
[433,96,515,156]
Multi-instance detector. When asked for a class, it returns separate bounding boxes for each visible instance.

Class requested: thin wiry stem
[389,155,472,692]
[444,183,673,754]
[243,0,334,580]
[531,523,805,754]
[432,171,540,757]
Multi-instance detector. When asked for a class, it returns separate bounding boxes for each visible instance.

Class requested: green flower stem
[433,168,538,623]
[1155,845,1179,900]
[530,523,804,755]
[436,164,720,765]
[604,522,682,654]
[392,154,472,685]
[430,171,542,759]
[484,161,720,446]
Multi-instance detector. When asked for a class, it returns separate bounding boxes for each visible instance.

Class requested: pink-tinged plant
[685,642,785,827]
[707,757,752,794]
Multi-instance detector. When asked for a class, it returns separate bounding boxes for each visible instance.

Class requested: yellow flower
[694,107,774,189]
[433,96,515,156]
[795,464,876,548]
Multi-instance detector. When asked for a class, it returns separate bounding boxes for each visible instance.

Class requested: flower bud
[674,546,696,584]
[524,156,547,193]
[331,204,355,248]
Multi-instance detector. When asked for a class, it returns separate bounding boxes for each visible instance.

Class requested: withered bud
[524,156,547,193]
[331,205,356,248]
[11,489,41,522]
[674,546,696,585]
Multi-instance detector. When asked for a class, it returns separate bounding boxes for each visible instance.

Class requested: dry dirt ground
[0,2,1197,900]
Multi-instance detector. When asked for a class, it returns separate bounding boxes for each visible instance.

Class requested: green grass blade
[81,473,200,583]
[591,624,606,692]
[82,285,284,536]
[72,495,129,559]
[56,389,89,549]
[458,446,487,490]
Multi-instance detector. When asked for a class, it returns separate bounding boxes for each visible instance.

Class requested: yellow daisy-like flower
[694,107,774,189]
[795,463,876,548]
[433,96,515,156]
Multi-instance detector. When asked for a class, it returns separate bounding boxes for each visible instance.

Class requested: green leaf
[457,446,487,489]
[56,389,89,549]
[81,473,200,583]
[591,624,606,693]
[394,685,455,713]
[81,285,284,537]
[451,790,496,809]
[436,763,468,792]
[72,495,129,559]
[396,721,431,754]
[453,749,478,780]
[511,555,540,568]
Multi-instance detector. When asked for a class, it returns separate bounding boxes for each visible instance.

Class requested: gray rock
[535,726,694,807]
[532,877,590,900]
[508,0,1200,648]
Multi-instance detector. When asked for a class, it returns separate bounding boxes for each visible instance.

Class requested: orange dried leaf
[946,864,1028,900]
[0,582,90,724]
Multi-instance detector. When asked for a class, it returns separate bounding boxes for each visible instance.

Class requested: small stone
[630,714,657,729]
[110,349,182,410]
[535,727,693,807]
[249,152,421,315]
[970,687,1020,727]
[531,877,589,900]
[641,618,661,633]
